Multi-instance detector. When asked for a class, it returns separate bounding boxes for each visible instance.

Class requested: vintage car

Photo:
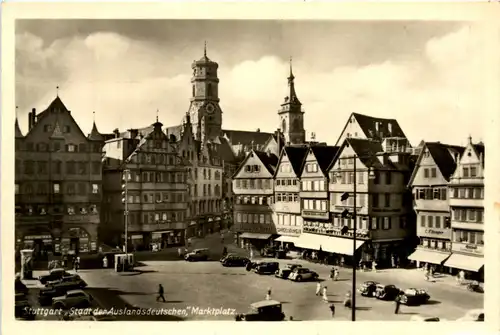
[275,264,302,279]
[15,293,35,320]
[235,300,285,321]
[46,274,87,288]
[39,268,73,285]
[288,268,319,282]
[184,248,209,262]
[374,284,401,301]
[38,281,84,306]
[221,255,251,267]
[456,309,484,322]
[358,281,380,297]
[400,288,430,306]
[254,262,280,275]
[52,289,92,310]
[220,253,237,263]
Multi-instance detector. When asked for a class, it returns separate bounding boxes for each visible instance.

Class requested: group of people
[61,254,80,272]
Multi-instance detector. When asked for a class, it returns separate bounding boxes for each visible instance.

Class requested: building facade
[445,137,485,279]
[407,142,464,271]
[101,119,189,250]
[15,96,104,257]
[232,150,278,249]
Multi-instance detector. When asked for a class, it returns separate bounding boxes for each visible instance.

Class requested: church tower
[187,42,223,142]
[278,58,305,145]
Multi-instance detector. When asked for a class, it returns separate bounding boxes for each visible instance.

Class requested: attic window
[63,125,71,133]
[467,151,472,157]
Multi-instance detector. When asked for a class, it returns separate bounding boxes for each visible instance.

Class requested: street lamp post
[335,154,375,322]
[121,169,130,255]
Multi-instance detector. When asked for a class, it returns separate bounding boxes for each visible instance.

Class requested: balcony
[449,198,483,208]
[301,210,329,220]
[451,242,484,256]
[451,221,484,231]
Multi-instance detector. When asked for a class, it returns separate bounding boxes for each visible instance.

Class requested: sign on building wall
[417,227,452,239]
[275,226,302,236]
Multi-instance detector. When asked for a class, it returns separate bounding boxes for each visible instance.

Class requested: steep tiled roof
[283,146,308,176]
[88,122,105,141]
[254,151,279,175]
[222,129,273,146]
[216,136,237,164]
[310,145,340,174]
[426,142,464,181]
[36,96,68,121]
[353,113,407,141]
[15,118,24,138]
[343,138,385,169]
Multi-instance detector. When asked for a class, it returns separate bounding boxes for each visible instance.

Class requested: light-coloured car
[288,268,318,282]
[52,289,92,309]
[456,309,484,321]
[185,248,209,262]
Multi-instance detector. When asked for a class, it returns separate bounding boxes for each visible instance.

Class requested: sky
[15,20,487,146]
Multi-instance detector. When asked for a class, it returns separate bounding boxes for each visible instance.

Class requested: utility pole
[121,169,130,254]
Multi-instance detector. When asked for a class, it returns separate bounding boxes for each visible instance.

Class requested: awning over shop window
[407,249,451,265]
[444,253,484,272]
[275,235,300,244]
[239,233,272,240]
[295,233,364,256]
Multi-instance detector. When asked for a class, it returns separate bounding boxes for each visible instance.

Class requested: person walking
[329,303,335,318]
[102,256,108,268]
[322,286,328,303]
[156,284,166,302]
[333,268,339,281]
[372,261,377,273]
[177,247,183,258]
[424,270,430,281]
[74,256,80,272]
[266,287,272,301]
[394,293,402,314]
[459,270,465,284]
[315,282,322,296]
[250,248,254,260]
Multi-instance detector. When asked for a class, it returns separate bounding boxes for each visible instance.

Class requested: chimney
[31,108,37,129]
[113,128,120,138]
[256,128,260,133]
[480,152,484,166]
[28,111,33,130]
[128,128,139,139]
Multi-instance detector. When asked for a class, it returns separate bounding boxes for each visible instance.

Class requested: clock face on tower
[206,103,215,114]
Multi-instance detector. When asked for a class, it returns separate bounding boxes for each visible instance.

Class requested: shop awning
[239,233,272,240]
[444,253,484,272]
[295,233,364,256]
[275,235,300,244]
[407,249,451,265]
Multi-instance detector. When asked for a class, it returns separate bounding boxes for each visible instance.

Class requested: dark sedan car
[254,262,280,275]
[39,268,73,285]
[400,288,430,306]
[374,284,401,301]
[38,281,83,306]
[358,281,380,297]
[221,255,251,267]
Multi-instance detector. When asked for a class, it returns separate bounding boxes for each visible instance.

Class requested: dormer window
[67,144,76,152]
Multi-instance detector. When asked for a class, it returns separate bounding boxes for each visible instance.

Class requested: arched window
[282,119,287,132]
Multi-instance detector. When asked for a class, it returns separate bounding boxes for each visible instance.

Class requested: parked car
[254,262,280,275]
[261,247,278,258]
[246,261,259,272]
[39,268,73,285]
[456,309,484,321]
[288,268,319,282]
[52,289,92,310]
[15,293,35,320]
[184,248,209,262]
[235,300,285,321]
[220,253,237,263]
[358,281,380,297]
[46,274,87,288]
[221,255,251,267]
[374,284,401,301]
[38,281,84,306]
[15,277,29,295]
[275,264,302,279]
[410,315,443,322]
[276,250,287,259]
[400,288,430,306]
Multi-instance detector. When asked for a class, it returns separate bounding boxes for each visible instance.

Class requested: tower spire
[286,56,300,105]
[93,111,95,123]
[289,56,294,79]
[204,41,207,58]
[156,109,159,123]
[56,86,59,97]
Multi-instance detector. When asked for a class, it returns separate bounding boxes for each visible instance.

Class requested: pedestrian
[424,270,430,281]
[322,286,328,303]
[372,261,377,273]
[177,247,182,258]
[459,270,465,284]
[250,248,254,260]
[334,268,339,281]
[266,287,272,300]
[222,246,228,257]
[329,303,335,318]
[394,293,402,314]
[315,282,322,296]
[102,256,108,268]
[156,284,166,302]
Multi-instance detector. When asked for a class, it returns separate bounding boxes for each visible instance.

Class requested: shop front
[407,248,451,270]
[370,239,404,268]
[234,221,276,251]
[130,234,145,251]
[150,230,185,250]
[60,227,95,255]
[443,243,484,280]
[186,221,197,240]
[22,233,54,259]
[274,226,302,250]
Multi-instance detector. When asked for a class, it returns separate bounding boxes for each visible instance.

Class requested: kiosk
[114,253,135,272]
[20,249,34,280]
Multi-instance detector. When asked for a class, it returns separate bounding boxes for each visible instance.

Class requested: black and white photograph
[2,3,499,330]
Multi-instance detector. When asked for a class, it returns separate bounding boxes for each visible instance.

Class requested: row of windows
[422,167,438,179]
[201,184,221,197]
[16,182,100,195]
[306,216,405,231]
[16,141,101,153]
[461,165,480,178]
[276,193,299,202]
[276,214,302,226]
[450,187,484,200]
[414,188,447,200]
[331,171,390,185]
[125,192,186,204]
[454,229,484,244]
[419,238,451,251]
[234,179,272,189]
[235,195,271,205]
[301,180,326,191]
[331,192,404,208]
[203,169,221,180]
[304,163,319,173]
[420,215,451,229]
[125,170,187,184]
[244,165,261,173]
[279,163,292,173]
[276,179,298,186]
[128,152,179,165]
[15,204,98,216]
[302,199,328,211]
[191,200,222,215]
[17,160,101,175]
[235,213,273,224]
[125,211,186,225]
[452,208,484,223]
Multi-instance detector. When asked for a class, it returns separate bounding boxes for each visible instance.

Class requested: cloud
[15,25,485,146]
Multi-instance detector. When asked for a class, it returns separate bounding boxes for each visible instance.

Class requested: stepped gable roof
[352,113,407,141]
[88,122,105,141]
[15,117,24,138]
[310,145,340,174]
[253,151,279,175]
[222,129,273,147]
[426,142,465,181]
[283,146,308,176]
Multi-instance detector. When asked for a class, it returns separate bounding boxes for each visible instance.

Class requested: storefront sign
[452,242,484,255]
[417,227,451,239]
[24,235,52,240]
[234,223,274,234]
[276,227,302,236]
[131,235,143,240]
[90,242,97,251]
